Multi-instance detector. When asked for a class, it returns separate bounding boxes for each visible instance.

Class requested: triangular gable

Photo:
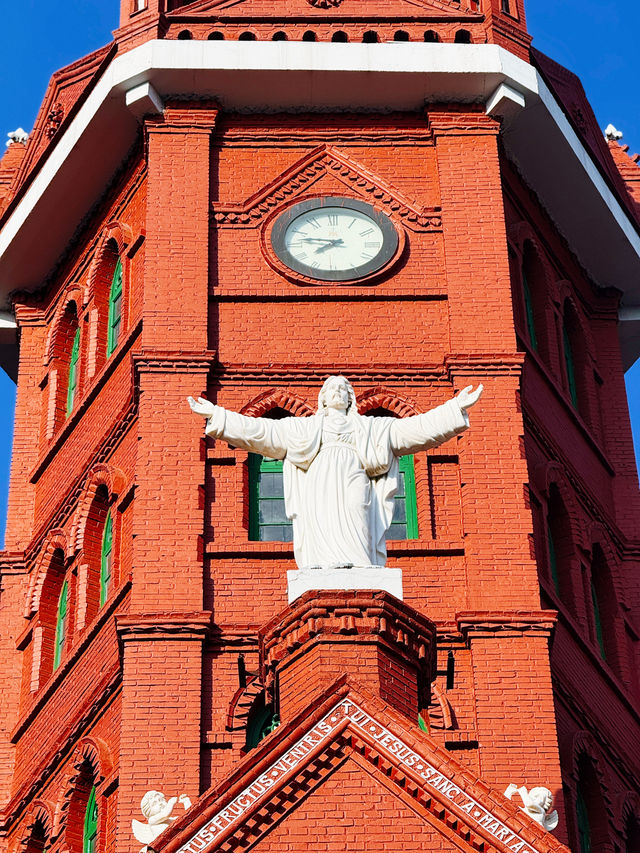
[212,145,441,232]
[169,0,479,21]
[158,684,569,853]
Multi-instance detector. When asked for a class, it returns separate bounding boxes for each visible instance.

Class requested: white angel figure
[504,784,559,832]
[132,791,192,851]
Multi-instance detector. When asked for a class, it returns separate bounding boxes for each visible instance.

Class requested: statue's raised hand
[456,384,483,412]
[187,396,217,419]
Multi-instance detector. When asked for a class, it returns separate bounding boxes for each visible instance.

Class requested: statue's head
[141,790,167,819]
[528,787,553,812]
[317,375,357,416]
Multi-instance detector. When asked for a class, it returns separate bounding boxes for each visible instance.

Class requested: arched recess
[57,738,113,851]
[536,463,588,613]
[356,386,419,417]
[70,464,127,629]
[85,221,133,379]
[18,800,54,853]
[557,284,599,431]
[43,289,84,438]
[510,233,554,365]
[569,732,615,852]
[27,538,71,691]
[226,678,265,734]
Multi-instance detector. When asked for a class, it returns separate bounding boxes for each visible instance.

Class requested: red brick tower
[1,2,640,853]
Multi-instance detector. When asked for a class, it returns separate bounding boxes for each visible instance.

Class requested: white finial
[504,784,559,832]
[604,124,623,141]
[6,128,28,148]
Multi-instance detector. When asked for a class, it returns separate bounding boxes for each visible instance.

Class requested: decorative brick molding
[457,611,558,639]
[115,611,212,643]
[259,590,437,719]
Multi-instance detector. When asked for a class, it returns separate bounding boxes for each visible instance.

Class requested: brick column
[260,590,437,725]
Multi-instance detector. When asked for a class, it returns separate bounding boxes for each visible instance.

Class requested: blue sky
[0,1,639,544]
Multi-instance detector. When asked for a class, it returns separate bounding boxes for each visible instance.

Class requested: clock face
[270,197,399,282]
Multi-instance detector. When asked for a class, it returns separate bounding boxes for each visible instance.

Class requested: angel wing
[132,820,162,845]
[543,810,559,832]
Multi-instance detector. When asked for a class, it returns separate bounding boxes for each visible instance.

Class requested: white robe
[205,398,469,569]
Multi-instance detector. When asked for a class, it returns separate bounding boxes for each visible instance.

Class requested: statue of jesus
[188,377,482,571]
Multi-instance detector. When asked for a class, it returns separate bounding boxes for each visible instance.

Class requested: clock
[270,197,399,282]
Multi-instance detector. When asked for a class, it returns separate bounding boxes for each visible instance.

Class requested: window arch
[36,547,71,680]
[302,30,317,41]
[454,29,472,43]
[64,759,100,853]
[394,30,410,41]
[573,755,611,853]
[331,31,348,42]
[544,484,578,608]
[245,691,278,751]
[589,544,620,669]
[208,31,224,40]
[518,241,549,359]
[363,31,378,43]
[106,259,123,357]
[86,229,129,378]
[561,298,593,421]
[238,31,257,40]
[272,31,287,41]
[82,485,115,621]
[46,298,82,431]
[23,816,49,853]
[424,30,439,42]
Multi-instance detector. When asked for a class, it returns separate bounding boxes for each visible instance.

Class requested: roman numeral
[347,218,356,229]
[361,252,373,260]
[295,252,308,260]
[308,217,321,230]
[359,228,374,237]
[364,242,380,249]
[327,214,338,226]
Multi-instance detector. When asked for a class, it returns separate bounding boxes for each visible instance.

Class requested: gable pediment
[212,145,441,232]
[157,687,569,853]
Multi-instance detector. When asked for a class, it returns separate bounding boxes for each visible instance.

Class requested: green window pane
[590,580,606,661]
[522,270,538,351]
[53,580,68,671]
[66,327,81,417]
[248,455,293,542]
[107,260,123,357]
[576,785,591,853]
[563,325,579,408]
[83,787,98,853]
[547,519,560,595]
[100,512,113,607]
[387,455,418,541]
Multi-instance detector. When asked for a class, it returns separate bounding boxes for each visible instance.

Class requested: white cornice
[1,40,639,366]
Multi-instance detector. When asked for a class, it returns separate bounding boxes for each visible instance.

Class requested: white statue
[6,128,28,147]
[188,376,482,570]
[132,791,192,850]
[504,784,559,832]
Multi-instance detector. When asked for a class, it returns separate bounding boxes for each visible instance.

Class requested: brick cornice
[132,350,214,374]
[457,610,558,638]
[115,611,212,642]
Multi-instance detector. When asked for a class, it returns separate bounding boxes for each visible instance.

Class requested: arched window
[518,242,549,359]
[563,321,578,408]
[424,30,439,42]
[363,31,379,43]
[66,326,81,417]
[100,512,113,607]
[562,299,591,419]
[245,692,278,751]
[574,756,610,853]
[545,484,576,606]
[331,31,348,42]
[106,259,123,357]
[238,31,257,40]
[177,30,193,40]
[454,29,472,43]
[302,31,317,41]
[83,787,98,853]
[53,579,69,671]
[590,545,620,668]
[394,30,410,41]
[208,31,224,40]
[24,818,48,853]
[272,31,287,40]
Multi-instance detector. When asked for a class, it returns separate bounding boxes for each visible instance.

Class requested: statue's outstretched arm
[389,386,482,457]
[188,397,289,459]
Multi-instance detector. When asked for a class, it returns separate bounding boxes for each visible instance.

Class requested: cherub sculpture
[504,784,559,831]
[132,791,192,851]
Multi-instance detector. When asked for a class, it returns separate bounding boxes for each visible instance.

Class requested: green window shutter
[387,454,418,541]
[100,512,113,607]
[522,270,538,351]
[53,580,68,671]
[248,455,293,542]
[546,519,560,595]
[590,580,606,660]
[83,787,98,853]
[576,784,591,853]
[563,325,579,408]
[66,327,81,417]
[107,260,123,357]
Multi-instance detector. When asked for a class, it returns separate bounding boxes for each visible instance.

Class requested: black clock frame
[270,196,399,282]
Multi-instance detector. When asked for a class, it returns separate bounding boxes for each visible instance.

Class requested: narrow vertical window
[576,784,591,853]
[522,270,538,351]
[387,455,418,540]
[100,512,113,607]
[107,259,123,357]
[53,580,68,671]
[563,324,579,408]
[590,580,606,660]
[66,328,81,416]
[546,519,560,595]
[83,787,98,853]
[248,456,293,542]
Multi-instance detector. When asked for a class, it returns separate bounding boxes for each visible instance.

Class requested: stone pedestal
[286,565,402,604]
[259,589,436,725]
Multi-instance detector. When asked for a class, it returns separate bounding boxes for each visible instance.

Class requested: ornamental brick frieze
[211,145,442,232]
[457,611,558,639]
[115,611,213,642]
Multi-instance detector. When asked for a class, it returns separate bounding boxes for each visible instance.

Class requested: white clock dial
[284,207,385,273]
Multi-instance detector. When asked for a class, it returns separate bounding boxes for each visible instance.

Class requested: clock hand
[315,239,344,254]
[301,238,339,244]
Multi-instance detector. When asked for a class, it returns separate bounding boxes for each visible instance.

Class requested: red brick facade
[1,2,640,853]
